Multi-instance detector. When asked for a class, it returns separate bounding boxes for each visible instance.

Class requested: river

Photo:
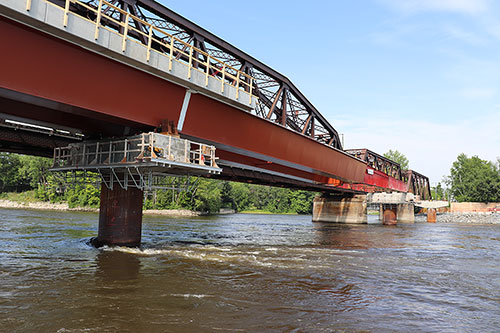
[1,208,499,332]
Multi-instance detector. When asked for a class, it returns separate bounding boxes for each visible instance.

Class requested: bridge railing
[30,0,256,104]
[52,132,220,170]
[22,0,343,149]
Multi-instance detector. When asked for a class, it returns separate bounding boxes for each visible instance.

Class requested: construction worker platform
[51,132,221,191]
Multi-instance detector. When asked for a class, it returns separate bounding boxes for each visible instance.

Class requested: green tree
[0,153,22,191]
[18,155,52,187]
[227,182,251,211]
[431,182,447,201]
[383,149,409,170]
[447,153,500,202]
[66,184,100,208]
[289,190,315,214]
[192,178,222,213]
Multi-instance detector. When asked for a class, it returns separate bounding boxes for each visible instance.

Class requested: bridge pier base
[94,185,144,247]
[397,203,415,223]
[313,194,367,224]
[382,204,397,225]
[380,203,415,225]
[427,208,437,223]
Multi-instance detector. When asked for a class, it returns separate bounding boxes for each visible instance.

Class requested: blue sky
[159,0,500,184]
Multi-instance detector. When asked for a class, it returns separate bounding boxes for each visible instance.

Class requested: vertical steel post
[236,72,240,99]
[169,37,174,71]
[248,77,253,105]
[146,24,153,62]
[188,46,193,79]
[122,13,130,51]
[94,0,103,39]
[221,64,226,93]
[205,55,210,86]
[168,135,171,160]
[63,0,70,27]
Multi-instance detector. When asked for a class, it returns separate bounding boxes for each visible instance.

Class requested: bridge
[0,0,431,246]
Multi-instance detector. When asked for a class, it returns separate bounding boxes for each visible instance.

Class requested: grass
[0,190,39,203]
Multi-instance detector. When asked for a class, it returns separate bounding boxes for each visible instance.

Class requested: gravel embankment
[436,212,500,224]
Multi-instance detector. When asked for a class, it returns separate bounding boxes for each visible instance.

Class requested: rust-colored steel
[0,16,366,187]
[427,208,437,223]
[97,185,143,247]
[0,16,185,132]
[382,204,397,225]
[183,94,366,183]
[217,149,332,184]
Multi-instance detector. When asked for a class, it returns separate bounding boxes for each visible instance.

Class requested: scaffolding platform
[51,132,221,191]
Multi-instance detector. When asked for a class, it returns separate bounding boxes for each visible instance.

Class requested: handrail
[52,133,219,170]
[33,0,256,104]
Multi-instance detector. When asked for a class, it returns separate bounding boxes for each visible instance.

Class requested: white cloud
[442,24,489,45]
[460,87,496,99]
[334,112,500,184]
[379,0,491,15]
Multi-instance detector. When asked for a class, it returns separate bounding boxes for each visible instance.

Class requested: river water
[1,208,499,332]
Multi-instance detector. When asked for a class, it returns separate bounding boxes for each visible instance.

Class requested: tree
[18,155,52,187]
[447,153,500,203]
[383,149,409,170]
[0,153,22,191]
[289,190,315,214]
[192,178,222,213]
[431,182,447,201]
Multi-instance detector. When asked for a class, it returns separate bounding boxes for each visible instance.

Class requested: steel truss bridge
[0,0,430,199]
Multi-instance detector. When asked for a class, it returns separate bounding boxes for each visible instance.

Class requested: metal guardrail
[25,0,256,105]
[53,132,219,171]
[20,0,342,149]
[51,132,220,191]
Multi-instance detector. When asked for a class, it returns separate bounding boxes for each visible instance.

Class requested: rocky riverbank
[0,199,202,216]
[436,212,500,224]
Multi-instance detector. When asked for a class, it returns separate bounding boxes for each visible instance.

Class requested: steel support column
[96,185,143,247]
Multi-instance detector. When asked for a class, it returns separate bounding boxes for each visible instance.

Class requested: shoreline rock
[435,212,500,224]
[0,199,202,217]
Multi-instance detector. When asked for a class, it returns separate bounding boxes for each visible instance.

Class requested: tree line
[2,151,498,210]
[384,150,500,203]
[0,153,316,214]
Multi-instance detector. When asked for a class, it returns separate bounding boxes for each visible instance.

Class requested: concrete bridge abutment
[313,192,417,225]
[313,194,368,224]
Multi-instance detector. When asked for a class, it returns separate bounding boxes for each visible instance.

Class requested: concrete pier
[379,203,415,224]
[95,185,144,247]
[397,203,415,223]
[313,195,367,224]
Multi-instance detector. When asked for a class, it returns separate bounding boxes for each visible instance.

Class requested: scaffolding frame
[50,132,221,191]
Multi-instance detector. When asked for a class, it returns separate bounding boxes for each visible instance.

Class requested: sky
[159,0,500,185]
